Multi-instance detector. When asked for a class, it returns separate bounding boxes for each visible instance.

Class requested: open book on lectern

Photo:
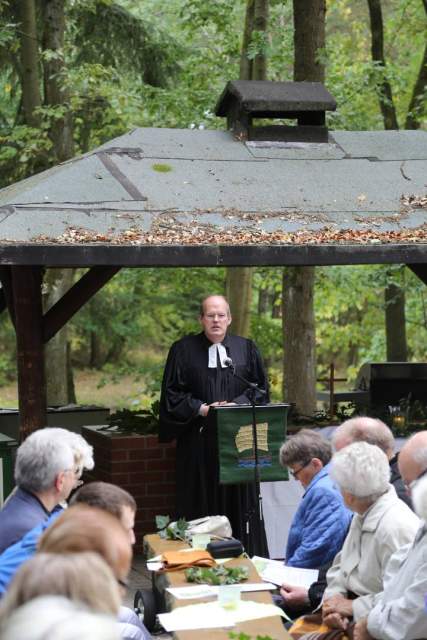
[211,404,290,484]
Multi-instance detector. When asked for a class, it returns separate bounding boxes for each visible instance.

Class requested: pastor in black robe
[159,331,269,553]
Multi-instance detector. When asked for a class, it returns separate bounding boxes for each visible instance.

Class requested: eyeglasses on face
[290,460,312,479]
[205,313,228,320]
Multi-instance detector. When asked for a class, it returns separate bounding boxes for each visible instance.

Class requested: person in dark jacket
[0,428,94,554]
[279,429,352,569]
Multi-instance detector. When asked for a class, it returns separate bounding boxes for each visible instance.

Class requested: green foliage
[104,401,159,434]
[156,515,189,540]
[185,565,249,585]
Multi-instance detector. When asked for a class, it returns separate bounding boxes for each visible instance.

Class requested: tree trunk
[240,0,254,80]
[18,0,42,127]
[282,267,316,415]
[293,0,326,83]
[227,0,271,337]
[385,283,407,361]
[252,0,269,80]
[41,0,74,162]
[40,1,76,405]
[226,268,253,337]
[366,0,399,129]
[43,269,75,405]
[281,1,325,416]
[405,37,427,129]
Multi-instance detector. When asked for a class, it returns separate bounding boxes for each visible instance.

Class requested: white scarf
[208,343,228,368]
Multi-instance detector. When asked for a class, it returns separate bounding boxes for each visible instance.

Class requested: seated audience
[38,504,149,640]
[0,481,136,595]
[0,596,120,640]
[353,431,427,640]
[0,552,121,619]
[0,427,94,553]
[280,416,413,616]
[288,441,419,639]
[332,416,410,506]
[279,429,352,569]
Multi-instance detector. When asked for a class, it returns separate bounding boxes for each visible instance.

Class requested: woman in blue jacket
[279,429,352,569]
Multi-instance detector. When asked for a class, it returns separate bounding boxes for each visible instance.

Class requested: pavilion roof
[0,127,426,266]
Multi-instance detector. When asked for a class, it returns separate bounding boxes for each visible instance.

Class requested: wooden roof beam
[43,266,121,343]
[407,263,427,286]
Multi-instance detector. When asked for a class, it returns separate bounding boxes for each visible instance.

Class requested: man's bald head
[333,417,395,459]
[199,295,231,318]
[398,431,427,489]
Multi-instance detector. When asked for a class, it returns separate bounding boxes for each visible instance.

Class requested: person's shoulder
[227,334,256,348]
[170,333,203,350]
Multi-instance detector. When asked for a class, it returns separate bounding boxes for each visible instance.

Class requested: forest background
[0,0,426,416]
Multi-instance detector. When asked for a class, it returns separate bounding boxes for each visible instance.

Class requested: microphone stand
[226,363,268,557]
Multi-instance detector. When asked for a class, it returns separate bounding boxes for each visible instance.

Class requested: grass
[0,369,153,411]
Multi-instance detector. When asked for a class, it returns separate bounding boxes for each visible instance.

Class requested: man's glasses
[205,313,228,320]
[290,460,311,479]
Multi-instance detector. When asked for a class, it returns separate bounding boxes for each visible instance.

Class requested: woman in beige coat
[320,441,420,631]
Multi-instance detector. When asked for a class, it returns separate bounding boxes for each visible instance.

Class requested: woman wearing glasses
[279,429,352,570]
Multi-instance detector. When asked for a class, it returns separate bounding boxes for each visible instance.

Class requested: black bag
[206,538,244,559]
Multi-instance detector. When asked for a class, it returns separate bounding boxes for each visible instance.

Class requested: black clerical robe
[159,332,269,550]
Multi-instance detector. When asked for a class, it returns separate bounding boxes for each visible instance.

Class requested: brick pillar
[82,427,176,551]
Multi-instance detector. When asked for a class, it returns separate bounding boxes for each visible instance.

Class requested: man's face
[59,465,83,501]
[199,296,231,343]
[120,505,136,545]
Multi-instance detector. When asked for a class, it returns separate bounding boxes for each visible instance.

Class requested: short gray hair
[332,417,395,455]
[279,429,332,467]
[330,441,390,499]
[0,596,119,640]
[14,428,94,493]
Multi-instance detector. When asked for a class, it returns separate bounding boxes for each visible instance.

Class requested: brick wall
[82,426,176,550]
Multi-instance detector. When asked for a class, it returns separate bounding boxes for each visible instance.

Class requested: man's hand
[322,612,349,630]
[322,594,354,618]
[199,403,210,417]
[354,618,374,640]
[279,583,309,606]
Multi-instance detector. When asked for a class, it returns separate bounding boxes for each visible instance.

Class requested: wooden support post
[12,266,46,440]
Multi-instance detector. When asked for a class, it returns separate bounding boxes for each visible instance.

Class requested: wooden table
[143,534,292,640]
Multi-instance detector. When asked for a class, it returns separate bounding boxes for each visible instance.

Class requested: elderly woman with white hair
[289,441,420,638]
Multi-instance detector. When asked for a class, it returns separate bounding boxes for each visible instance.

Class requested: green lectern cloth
[215,404,289,484]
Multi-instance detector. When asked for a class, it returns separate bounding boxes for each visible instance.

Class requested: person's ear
[55,470,67,492]
[227,314,232,327]
[312,457,323,471]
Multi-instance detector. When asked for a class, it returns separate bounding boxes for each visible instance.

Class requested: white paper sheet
[158,600,285,632]
[252,555,318,589]
[166,582,277,600]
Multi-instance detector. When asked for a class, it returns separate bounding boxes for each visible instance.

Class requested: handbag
[206,538,244,559]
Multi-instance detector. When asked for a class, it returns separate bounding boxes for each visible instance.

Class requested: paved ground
[124,555,171,638]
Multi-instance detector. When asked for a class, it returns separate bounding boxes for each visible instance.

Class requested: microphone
[224,357,235,372]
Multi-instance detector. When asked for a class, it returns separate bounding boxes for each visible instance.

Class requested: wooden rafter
[43,266,121,343]
[407,263,427,286]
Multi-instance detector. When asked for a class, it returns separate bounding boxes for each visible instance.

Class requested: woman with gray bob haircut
[317,441,420,633]
[330,439,390,500]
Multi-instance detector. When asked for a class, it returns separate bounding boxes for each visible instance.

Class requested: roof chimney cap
[215,80,337,143]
